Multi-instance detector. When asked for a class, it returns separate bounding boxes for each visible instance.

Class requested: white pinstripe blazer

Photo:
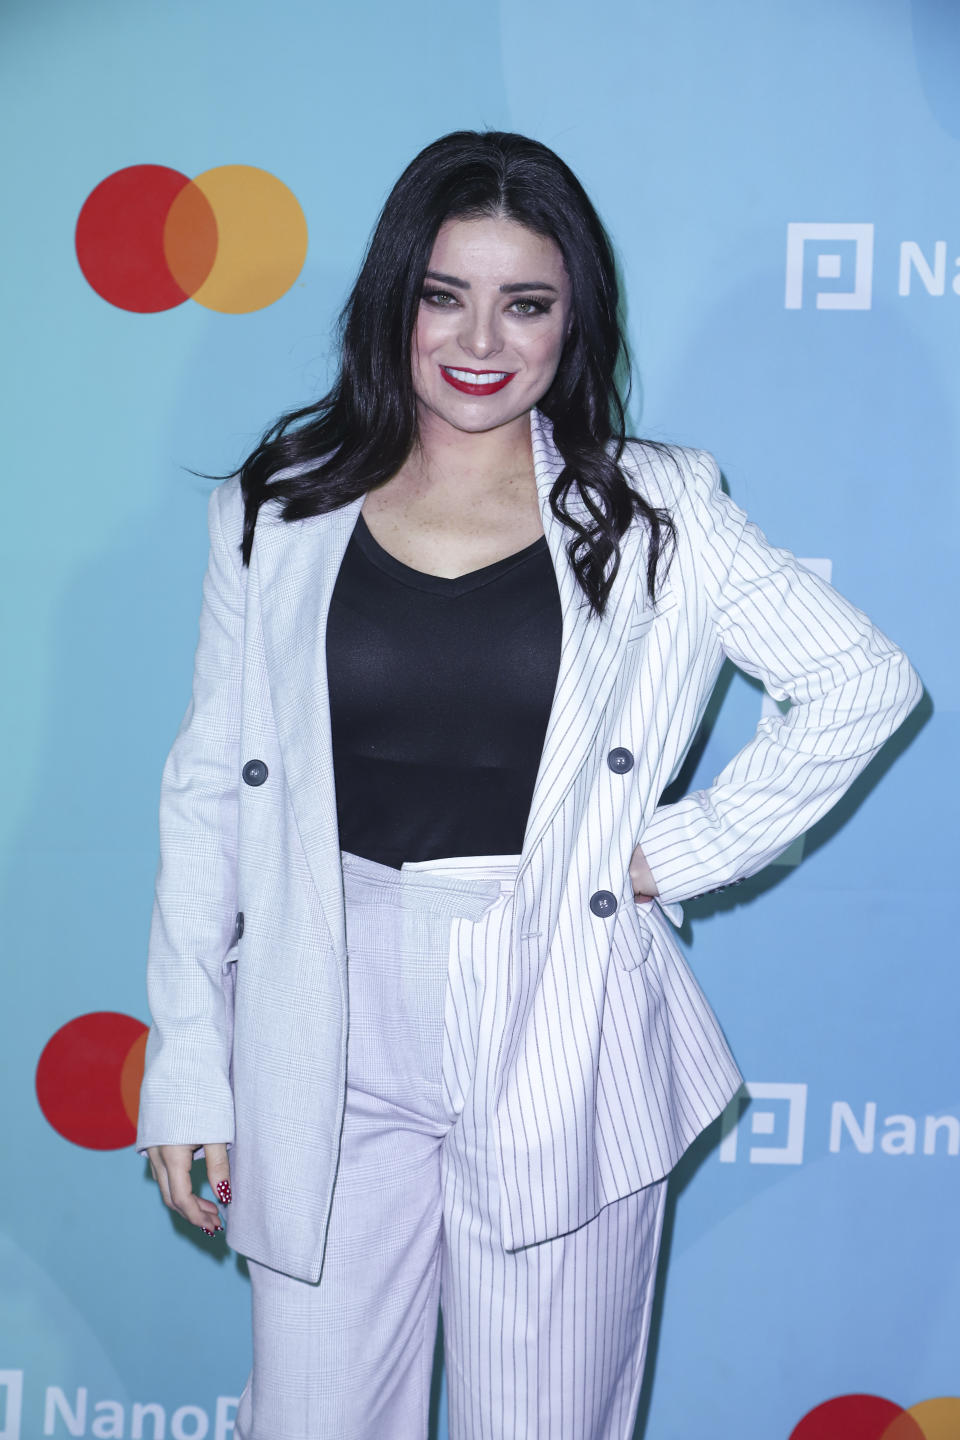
[136,408,922,1281]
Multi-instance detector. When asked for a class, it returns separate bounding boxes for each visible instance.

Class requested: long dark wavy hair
[237,129,674,615]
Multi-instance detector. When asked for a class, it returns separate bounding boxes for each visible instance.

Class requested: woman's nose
[459,305,503,359]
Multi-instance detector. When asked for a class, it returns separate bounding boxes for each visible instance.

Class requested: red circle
[36,1012,149,1149]
[790,1397,923,1440]
[75,165,199,312]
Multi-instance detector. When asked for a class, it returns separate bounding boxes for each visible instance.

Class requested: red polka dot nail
[216,1179,232,1205]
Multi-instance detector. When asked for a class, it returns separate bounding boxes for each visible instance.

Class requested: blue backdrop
[2,1,956,1436]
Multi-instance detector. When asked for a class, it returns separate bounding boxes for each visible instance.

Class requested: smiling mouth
[440,366,516,396]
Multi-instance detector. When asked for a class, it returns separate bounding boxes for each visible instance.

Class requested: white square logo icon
[785,223,874,309]
[719,1082,808,1165]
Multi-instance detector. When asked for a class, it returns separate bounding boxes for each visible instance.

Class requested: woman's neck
[360,407,545,575]
[399,408,537,505]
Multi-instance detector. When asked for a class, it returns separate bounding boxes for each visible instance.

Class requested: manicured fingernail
[201,1227,215,1237]
[216,1180,232,1205]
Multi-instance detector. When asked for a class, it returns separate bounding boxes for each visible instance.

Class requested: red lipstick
[440,366,515,396]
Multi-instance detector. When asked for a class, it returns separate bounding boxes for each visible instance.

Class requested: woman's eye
[421,288,458,307]
[510,297,551,316]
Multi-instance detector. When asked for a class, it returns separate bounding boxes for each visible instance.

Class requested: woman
[137,131,921,1439]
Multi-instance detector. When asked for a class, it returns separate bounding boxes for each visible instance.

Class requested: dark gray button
[589,890,618,918]
[607,747,634,773]
[242,759,268,786]
[235,911,244,941]
[710,878,747,894]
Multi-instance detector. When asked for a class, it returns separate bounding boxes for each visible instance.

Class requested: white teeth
[443,367,509,384]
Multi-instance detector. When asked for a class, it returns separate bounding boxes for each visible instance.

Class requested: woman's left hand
[147,1142,231,1236]
[629,843,658,904]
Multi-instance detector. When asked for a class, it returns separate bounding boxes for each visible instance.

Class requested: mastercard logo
[36,1012,148,1149]
[75,163,308,313]
[791,1394,960,1439]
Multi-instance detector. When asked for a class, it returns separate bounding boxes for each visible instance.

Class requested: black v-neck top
[326,512,563,868]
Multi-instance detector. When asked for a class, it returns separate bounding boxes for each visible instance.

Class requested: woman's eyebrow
[425,270,470,288]
[500,281,559,294]
[424,270,558,294]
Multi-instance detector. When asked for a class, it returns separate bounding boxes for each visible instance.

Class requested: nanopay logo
[790,1393,960,1439]
[35,1013,148,1149]
[719,1083,959,1166]
[785,223,960,309]
[75,164,307,313]
[0,1372,237,1440]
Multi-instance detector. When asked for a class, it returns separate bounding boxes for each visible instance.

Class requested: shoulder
[208,474,244,547]
[618,441,731,552]
[618,442,751,593]
[618,439,722,511]
[208,471,288,549]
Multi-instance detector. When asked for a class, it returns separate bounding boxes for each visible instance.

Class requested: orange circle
[888,1399,960,1440]
[184,164,308,313]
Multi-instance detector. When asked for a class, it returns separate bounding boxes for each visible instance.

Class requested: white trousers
[235,851,667,1440]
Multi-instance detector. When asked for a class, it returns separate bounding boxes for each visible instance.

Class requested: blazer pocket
[221,944,239,1081]
[626,594,679,644]
[221,943,239,1016]
[611,899,656,971]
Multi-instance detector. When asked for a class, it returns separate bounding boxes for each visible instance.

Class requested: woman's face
[411,213,573,440]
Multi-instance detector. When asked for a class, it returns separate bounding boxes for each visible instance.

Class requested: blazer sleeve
[136,478,245,1152]
[638,450,924,907]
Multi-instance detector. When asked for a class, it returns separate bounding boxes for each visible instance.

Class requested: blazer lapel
[253,494,365,955]
[520,410,650,868]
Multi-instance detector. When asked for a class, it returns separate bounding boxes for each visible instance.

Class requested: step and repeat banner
[2,1,956,1436]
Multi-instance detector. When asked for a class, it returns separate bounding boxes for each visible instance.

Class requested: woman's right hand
[629,843,659,904]
[147,1143,231,1236]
